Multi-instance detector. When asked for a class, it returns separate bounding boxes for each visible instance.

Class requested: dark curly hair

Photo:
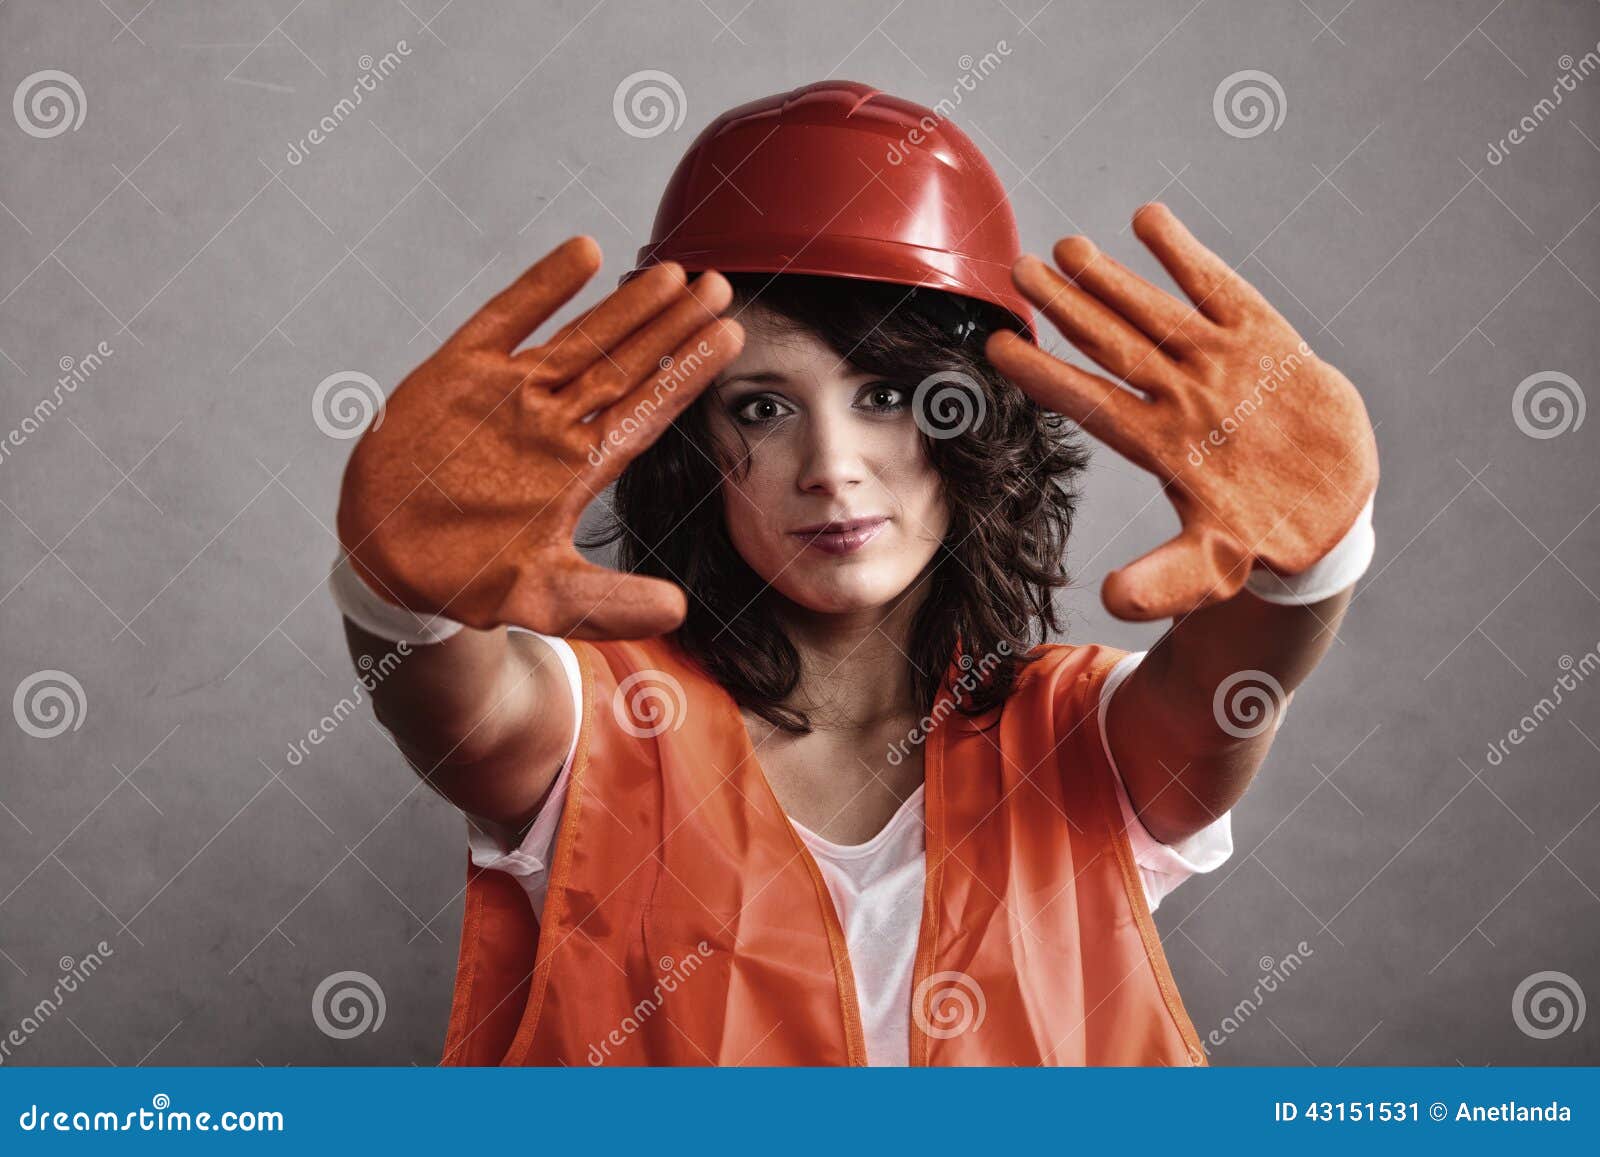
[580,271,1090,733]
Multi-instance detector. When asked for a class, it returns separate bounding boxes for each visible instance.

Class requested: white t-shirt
[466,636,1234,1066]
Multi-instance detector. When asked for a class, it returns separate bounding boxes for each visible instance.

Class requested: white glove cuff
[1244,492,1376,606]
[328,551,466,645]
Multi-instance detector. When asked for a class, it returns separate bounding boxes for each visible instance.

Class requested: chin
[770,563,917,616]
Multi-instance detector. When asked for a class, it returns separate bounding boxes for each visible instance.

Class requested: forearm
[1130,485,1374,764]
[329,550,547,768]
[341,616,539,767]
[1145,584,1350,748]
[1108,585,1352,844]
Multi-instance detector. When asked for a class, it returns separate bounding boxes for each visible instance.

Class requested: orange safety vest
[440,633,1205,1066]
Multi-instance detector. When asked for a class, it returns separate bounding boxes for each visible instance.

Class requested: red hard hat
[626,79,1035,341]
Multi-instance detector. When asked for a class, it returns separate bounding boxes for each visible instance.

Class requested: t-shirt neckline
[788,782,927,860]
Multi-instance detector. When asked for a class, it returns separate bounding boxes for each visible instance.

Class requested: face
[703,307,950,617]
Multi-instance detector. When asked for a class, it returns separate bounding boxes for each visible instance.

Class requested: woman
[329,81,1378,1065]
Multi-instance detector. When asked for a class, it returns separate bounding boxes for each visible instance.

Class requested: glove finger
[1051,236,1203,357]
[582,318,745,489]
[1011,254,1177,394]
[560,271,734,419]
[509,261,690,385]
[500,558,688,640]
[451,236,603,353]
[1102,521,1253,621]
[985,330,1157,468]
[1131,203,1270,326]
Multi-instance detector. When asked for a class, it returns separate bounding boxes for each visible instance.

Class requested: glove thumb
[1102,521,1252,621]
[498,555,689,640]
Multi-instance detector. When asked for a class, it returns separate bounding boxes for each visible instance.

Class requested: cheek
[704,422,767,548]
[888,456,950,544]
[720,466,790,565]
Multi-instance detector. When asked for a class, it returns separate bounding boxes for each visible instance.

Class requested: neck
[766,576,932,732]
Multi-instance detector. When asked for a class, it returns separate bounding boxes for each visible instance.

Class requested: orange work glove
[986,203,1379,622]
[335,236,745,638]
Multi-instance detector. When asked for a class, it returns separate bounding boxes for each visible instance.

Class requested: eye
[858,381,909,413]
[729,394,792,427]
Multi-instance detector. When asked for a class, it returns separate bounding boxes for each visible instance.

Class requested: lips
[791,516,886,535]
[790,516,888,557]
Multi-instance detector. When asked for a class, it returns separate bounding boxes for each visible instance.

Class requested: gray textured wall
[2,0,1596,1066]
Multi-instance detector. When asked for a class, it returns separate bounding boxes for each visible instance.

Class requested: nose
[794,404,868,497]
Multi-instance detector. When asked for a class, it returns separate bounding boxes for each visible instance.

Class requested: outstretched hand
[986,203,1378,622]
[336,236,745,639]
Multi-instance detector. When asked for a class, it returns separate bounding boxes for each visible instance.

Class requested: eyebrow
[713,367,878,390]
[714,371,789,390]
